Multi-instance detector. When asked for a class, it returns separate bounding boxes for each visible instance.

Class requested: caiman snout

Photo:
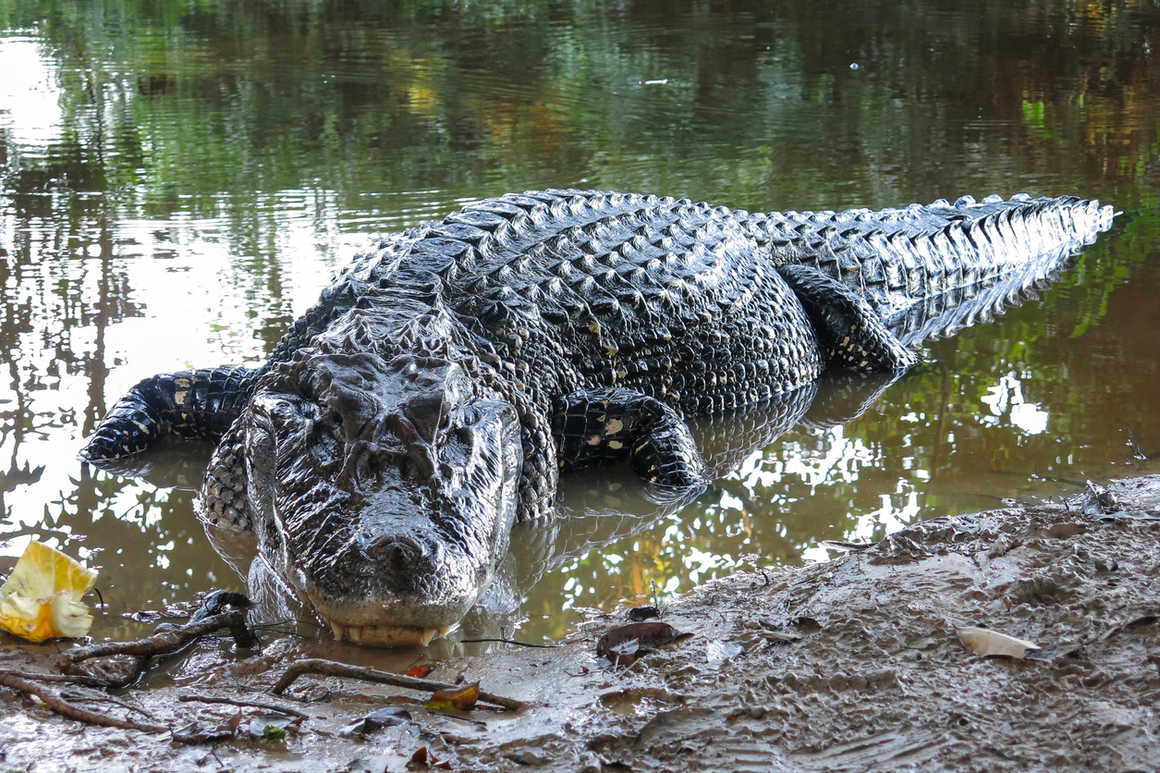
[297,517,494,646]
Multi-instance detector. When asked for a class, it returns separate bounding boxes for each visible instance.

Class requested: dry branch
[0,668,110,688]
[270,657,528,712]
[459,637,560,648]
[0,672,165,733]
[178,692,309,719]
[57,608,256,688]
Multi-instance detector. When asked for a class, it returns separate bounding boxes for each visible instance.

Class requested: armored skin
[81,189,1116,645]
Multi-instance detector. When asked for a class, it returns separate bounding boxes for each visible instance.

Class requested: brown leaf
[407,664,434,678]
[407,746,452,770]
[340,706,412,736]
[596,622,692,666]
[408,747,430,768]
[226,710,243,733]
[426,681,480,712]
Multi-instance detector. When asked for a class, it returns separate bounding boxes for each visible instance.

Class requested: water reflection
[1,0,1159,645]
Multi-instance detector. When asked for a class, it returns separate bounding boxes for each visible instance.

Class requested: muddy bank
[3,476,1159,771]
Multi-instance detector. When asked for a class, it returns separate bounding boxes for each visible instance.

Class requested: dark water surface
[2,1,1159,648]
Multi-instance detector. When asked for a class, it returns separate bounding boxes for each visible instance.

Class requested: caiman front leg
[551,387,708,490]
[198,418,252,533]
[81,366,261,463]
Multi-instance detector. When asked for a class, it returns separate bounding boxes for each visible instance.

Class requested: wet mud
[3,476,1159,771]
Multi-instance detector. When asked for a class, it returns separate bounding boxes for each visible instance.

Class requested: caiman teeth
[329,622,450,647]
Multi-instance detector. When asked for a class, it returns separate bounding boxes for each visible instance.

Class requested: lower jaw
[329,621,451,647]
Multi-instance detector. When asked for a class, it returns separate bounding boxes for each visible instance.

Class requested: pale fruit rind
[0,541,98,642]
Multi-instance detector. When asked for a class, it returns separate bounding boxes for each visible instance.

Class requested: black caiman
[80,189,1115,646]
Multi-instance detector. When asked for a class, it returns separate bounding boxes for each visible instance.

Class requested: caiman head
[243,350,522,646]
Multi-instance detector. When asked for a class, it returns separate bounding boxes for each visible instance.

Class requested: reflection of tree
[0,358,45,523]
[0,5,238,629]
[4,0,1157,216]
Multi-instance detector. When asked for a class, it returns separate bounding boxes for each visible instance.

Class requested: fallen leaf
[626,605,661,621]
[261,724,287,740]
[596,622,692,666]
[705,639,745,668]
[171,721,236,745]
[365,706,412,726]
[342,706,413,736]
[407,664,434,678]
[793,616,823,633]
[957,626,1040,659]
[407,746,451,769]
[1047,522,1087,539]
[0,541,99,642]
[247,713,296,740]
[426,682,480,712]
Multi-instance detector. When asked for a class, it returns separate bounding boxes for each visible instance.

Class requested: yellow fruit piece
[0,541,98,643]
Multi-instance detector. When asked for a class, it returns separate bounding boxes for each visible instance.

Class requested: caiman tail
[759,194,1117,344]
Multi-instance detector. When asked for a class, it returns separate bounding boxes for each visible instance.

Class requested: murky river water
[2,1,1158,651]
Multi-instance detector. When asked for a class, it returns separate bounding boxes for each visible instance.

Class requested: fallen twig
[0,672,165,733]
[424,708,489,726]
[57,610,257,688]
[0,668,110,688]
[178,692,309,719]
[60,690,157,719]
[820,539,875,552]
[269,658,528,712]
[459,637,560,649]
[57,592,257,688]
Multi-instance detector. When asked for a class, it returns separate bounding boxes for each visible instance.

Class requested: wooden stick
[177,692,309,719]
[60,690,158,719]
[0,673,165,733]
[269,658,528,712]
[57,610,256,688]
[60,610,255,663]
[459,637,560,648]
[0,668,110,688]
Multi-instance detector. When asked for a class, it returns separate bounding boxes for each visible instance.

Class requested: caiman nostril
[364,535,430,577]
